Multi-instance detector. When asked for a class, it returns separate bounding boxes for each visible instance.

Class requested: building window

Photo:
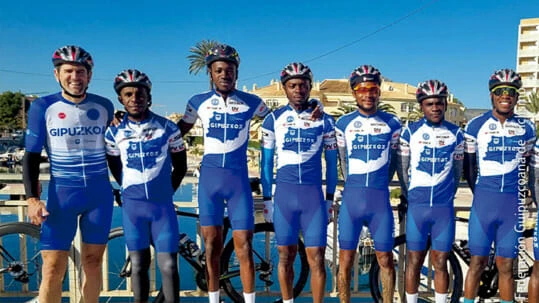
[401,102,414,112]
[265,98,280,108]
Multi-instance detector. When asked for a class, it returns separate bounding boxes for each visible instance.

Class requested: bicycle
[0,221,42,300]
[106,185,310,303]
[368,197,535,303]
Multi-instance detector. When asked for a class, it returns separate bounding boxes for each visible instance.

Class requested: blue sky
[1,0,538,116]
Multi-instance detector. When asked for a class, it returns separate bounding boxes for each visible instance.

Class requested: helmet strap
[59,83,87,100]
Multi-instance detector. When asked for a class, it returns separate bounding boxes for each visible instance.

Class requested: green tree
[524,91,539,117]
[0,91,25,131]
[330,102,356,119]
[187,39,220,89]
[377,102,397,115]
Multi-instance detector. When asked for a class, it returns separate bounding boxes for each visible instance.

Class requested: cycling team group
[19,43,539,303]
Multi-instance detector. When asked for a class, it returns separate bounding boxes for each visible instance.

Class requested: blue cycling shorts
[41,178,113,251]
[273,182,326,247]
[197,166,254,231]
[468,188,520,258]
[406,204,455,252]
[338,187,394,252]
[122,199,179,253]
[534,215,539,261]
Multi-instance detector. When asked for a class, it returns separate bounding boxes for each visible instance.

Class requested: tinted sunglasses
[491,86,518,97]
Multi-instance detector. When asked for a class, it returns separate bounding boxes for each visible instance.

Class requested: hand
[27,197,49,226]
[111,110,125,126]
[325,200,334,221]
[263,199,273,223]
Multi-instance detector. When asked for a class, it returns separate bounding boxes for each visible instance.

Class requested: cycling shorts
[122,199,179,253]
[197,166,254,230]
[273,182,326,247]
[41,178,113,251]
[468,188,520,258]
[534,215,539,260]
[338,187,394,252]
[406,204,455,252]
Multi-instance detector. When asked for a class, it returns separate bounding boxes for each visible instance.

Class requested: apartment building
[516,18,539,95]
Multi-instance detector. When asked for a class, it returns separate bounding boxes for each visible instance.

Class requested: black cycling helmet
[52,45,93,71]
[113,69,152,95]
[205,44,240,67]
[488,69,522,90]
[349,65,382,89]
[280,62,313,84]
[416,80,448,102]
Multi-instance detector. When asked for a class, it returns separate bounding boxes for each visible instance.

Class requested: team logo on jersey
[211,99,219,106]
[289,129,296,136]
[75,139,80,144]
[87,109,100,121]
[354,121,362,128]
[489,123,497,130]
[374,128,381,133]
[215,114,222,121]
[287,116,294,123]
[358,136,364,142]
[422,133,430,140]
[131,143,137,150]
[508,130,515,135]
[58,112,66,119]
[124,130,132,137]
[304,122,310,127]
[231,106,239,112]
[425,148,431,155]
[439,140,445,147]
[493,138,499,144]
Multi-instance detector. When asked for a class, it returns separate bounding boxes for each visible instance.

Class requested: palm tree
[377,102,397,115]
[187,39,220,89]
[523,91,539,120]
[330,102,356,119]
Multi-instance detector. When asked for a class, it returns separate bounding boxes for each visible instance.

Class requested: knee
[82,252,104,269]
[278,249,297,267]
[204,238,223,257]
[468,257,488,273]
[159,259,178,277]
[377,252,394,270]
[42,260,67,279]
[307,252,325,274]
[234,239,252,261]
[496,258,513,275]
[431,256,449,273]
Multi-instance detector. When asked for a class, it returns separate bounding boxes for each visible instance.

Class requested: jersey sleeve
[390,117,402,151]
[523,119,536,156]
[167,120,186,154]
[335,118,346,149]
[24,99,47,153]
[104,127,120,156]
[181,98,199,124]
[253,98,271,118]
[260,114,276,149]
[463,123,477,154]
[454,128,465,160]
[397,127,411,157]
[323,114,337,151]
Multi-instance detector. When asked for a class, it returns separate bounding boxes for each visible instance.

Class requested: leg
[201,226,224,292]
[338,249,356,303]
[405,250,428,295]
[130,248,152,303]
[305,246,326,303]
[39,250,69,303]
[376,250,395,303]
[278,245,298,300]
[463,255,488,299]
[529,261,539,303]
[80,243,107,303]
[495,256,514,301]
[429,250,450,293]
[157,252,180,303]
[232,230,255,293]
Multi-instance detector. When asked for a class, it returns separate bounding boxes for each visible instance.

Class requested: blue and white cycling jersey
[335,110,401,189]
[399,119,464,206]
[260,105,337,186]
[25,92,114,187]
[105,112,185,202]
[464,110,535,193]
[182,90,269,169]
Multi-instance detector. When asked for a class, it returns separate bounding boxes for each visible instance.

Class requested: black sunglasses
[491,86,518,97]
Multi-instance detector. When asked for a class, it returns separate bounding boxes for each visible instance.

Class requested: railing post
[68,229,83,303]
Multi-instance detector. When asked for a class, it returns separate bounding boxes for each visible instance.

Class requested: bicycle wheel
[221,222,310,303]
[368,235,463,303]
[103,227,135,303]
[0,222,41,300]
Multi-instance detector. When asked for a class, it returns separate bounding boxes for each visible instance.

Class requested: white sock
[208,290,220,303]
[243,292,256,303]
[406,292,418,303]
[283,299,294,303]
[435,292,448,303]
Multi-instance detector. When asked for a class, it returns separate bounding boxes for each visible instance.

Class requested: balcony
[517,63,539,73]
[522,79,539,88]
[518,48,539,58]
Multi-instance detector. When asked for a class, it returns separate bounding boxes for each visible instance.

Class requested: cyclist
[463,69,535,303]
[177,43,268,303]
[335,65,401,303]
[260,62,337,303]
[22,45,115,303]
[397,80,464,303]
[105,69,187,303]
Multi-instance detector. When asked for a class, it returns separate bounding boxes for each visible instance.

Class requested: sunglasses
[491,86,518,97]
[353,84,380,94]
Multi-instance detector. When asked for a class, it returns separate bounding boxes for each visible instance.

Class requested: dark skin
[279,76,327,303]
[339,81,395,303]
[464,87,519,302]
[529,263,539,303]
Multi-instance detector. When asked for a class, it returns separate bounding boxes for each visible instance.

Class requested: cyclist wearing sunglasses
[397,80,464,303]
[334,65,401,303]
[463,69,536,303]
